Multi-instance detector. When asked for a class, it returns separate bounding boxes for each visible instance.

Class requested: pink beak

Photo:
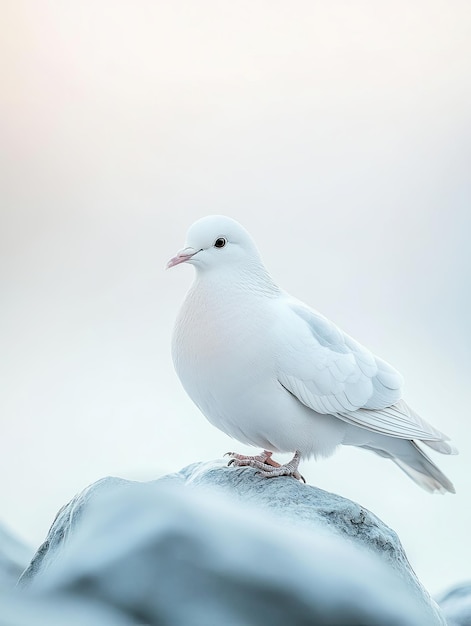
[166,247,199,269]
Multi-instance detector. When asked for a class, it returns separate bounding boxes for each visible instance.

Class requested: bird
[167,215,457,493]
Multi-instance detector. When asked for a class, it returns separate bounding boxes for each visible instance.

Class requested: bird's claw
[256,468,306,483]
[225,450,277,467]
[227,457,273,471]
[226,450,305,482]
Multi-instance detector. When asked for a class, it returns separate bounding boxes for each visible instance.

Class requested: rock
[17,460,445,625]
[437,583,471,626]
[0,522,33,592]
[0,590,136,626]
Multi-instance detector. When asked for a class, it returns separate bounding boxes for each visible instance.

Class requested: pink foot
[225,449,281,468]
[226,450,305,483]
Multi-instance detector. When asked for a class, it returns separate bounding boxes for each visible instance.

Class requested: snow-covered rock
[16,460,445,625]
[437,583,471,626]
[0,522,33,592]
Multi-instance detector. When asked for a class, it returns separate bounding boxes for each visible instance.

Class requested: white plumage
[168,215,457,493]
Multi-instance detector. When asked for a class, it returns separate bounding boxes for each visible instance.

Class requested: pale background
[1,0,470,595]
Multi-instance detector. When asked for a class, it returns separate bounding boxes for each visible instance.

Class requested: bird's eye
[214,237,227,248]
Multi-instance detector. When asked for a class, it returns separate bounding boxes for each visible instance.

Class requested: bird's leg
[257,450,305,483]
[226,449,305,482]
[225,450,281,468]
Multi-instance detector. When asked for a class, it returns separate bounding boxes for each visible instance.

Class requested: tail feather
[422,439,458,455]
[363,440,456,494]
[392,441,456,494]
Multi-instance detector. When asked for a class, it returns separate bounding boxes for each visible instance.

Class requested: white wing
[276,299,448,442]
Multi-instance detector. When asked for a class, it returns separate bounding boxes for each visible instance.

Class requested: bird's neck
[175,264,279,366]
[194,262,280,299]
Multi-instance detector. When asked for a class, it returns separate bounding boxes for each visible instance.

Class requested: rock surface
[0,591,135,626]
[16,460,445,625]
[437,583,471,626]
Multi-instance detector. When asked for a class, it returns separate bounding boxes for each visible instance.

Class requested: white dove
[167,215,457,493]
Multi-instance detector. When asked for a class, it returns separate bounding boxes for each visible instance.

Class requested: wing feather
[276,300,447,442]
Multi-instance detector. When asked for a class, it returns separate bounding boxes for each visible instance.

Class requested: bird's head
[166,215,262,273]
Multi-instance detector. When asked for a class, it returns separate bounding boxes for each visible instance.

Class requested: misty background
[1,0,470,594]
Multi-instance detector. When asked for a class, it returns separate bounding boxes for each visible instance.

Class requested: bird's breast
[172,282,276,408]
